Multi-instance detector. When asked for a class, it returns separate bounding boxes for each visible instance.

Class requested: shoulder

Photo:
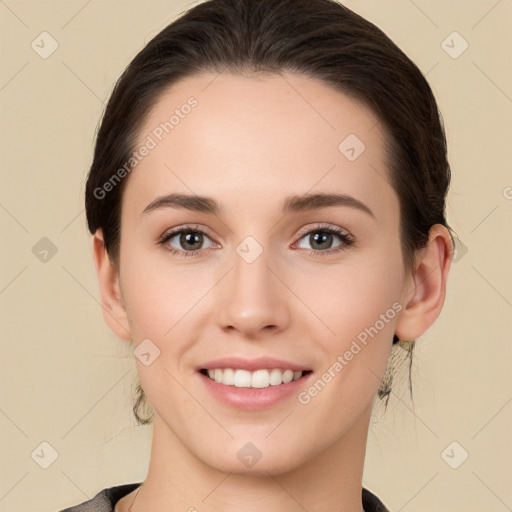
[57,483,142,512]
[362,487,391,512]
[57,483,385,511]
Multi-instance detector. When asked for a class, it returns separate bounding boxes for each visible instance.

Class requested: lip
[197,356,311,372]
[197,369,315,411]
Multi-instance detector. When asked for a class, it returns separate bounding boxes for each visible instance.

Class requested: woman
[61,0,454,510]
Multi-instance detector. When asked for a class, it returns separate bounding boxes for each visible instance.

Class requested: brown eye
[294,225,355,256]
[159,226,217,257]
[177,230,204,251]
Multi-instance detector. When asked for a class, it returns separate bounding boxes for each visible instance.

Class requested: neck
[126,405,372,512]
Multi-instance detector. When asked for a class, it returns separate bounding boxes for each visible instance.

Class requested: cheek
[296,250,404,400]
[297,257,403,343]
[119,244,217,349]
[296,260,403,423]
[118,251,208,412]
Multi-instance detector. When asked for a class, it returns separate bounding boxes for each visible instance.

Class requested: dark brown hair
[85,0,454,425]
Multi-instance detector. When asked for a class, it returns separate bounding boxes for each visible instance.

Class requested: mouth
[198,368,314,389]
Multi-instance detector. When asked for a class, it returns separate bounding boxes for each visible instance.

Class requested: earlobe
[91,229,132,341]
[395,224,453,342]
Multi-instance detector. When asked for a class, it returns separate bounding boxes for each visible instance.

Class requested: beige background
[1,1,511,511]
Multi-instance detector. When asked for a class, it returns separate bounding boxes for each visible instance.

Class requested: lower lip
[198,371,314,411]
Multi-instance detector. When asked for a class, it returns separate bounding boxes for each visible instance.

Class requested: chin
[197,442,305,476]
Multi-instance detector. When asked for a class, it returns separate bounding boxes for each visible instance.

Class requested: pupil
[311,232,332,250]
[181,231,202,250]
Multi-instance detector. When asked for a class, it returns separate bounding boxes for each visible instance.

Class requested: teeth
[205,368,304,388]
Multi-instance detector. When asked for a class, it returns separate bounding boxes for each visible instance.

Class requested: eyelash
[157,223,355,258]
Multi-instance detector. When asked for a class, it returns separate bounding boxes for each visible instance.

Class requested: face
[115,71,410,474]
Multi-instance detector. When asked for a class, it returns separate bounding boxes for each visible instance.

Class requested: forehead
[124,71,395,217]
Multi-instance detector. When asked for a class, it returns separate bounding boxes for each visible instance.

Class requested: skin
[92,71,452,512]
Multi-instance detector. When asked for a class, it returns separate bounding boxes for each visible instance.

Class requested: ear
[395,224,453,342]
[91,229,132,341]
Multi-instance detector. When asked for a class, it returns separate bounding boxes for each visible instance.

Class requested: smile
[200,368,313,388]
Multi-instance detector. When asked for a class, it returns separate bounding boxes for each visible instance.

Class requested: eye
[158,223,355,258]
[158,225,218,257]
[293,224,355,256]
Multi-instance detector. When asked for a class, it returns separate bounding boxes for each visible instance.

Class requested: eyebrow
[142,192,375,218]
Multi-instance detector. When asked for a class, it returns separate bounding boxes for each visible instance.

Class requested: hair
[85,0,454,425]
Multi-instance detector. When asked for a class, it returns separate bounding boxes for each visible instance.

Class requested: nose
[216,242,291,338]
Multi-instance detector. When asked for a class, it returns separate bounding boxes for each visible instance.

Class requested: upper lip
[198,357,311,372]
